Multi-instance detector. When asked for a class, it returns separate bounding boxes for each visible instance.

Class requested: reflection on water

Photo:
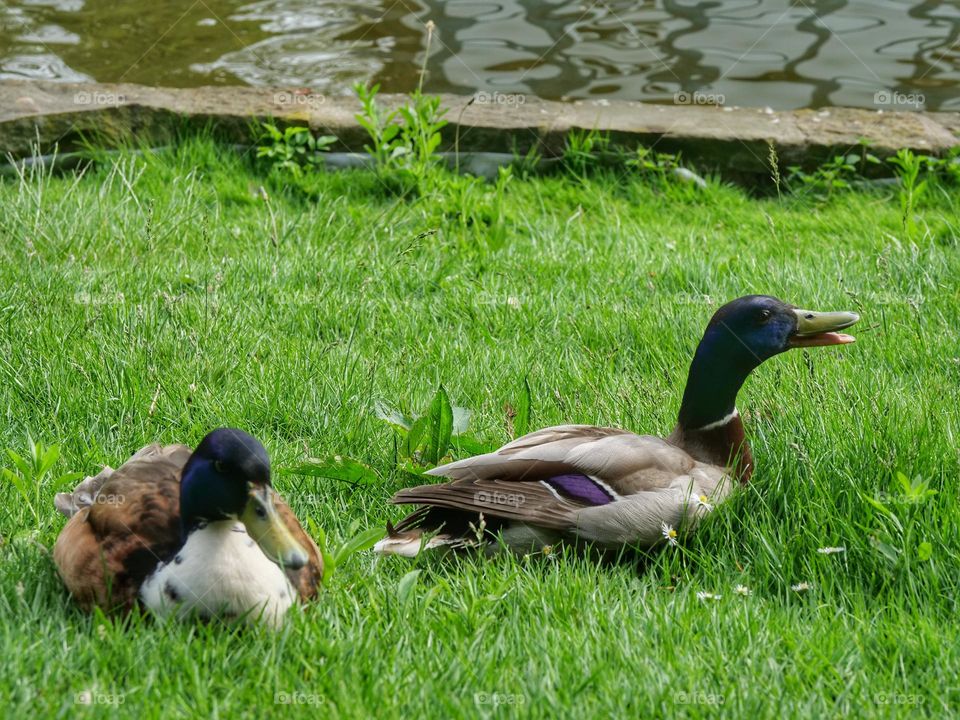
[0,0,957,109]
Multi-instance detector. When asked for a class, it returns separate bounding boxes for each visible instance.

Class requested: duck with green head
[54,428,323,627]
[375,295,860,555]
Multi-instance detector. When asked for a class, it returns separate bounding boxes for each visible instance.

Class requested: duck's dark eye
[254,503,267,520]
[759,309,772,321]
[213,460,226,474]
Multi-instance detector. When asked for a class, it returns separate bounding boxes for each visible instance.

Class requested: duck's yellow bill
[241,486,309,570]
[789,308,860,348]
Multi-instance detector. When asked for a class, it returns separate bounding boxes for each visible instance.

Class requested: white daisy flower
[734,584,752,596]
[816,546,845,555]
[696,591,722,602]
[661,522,679,547]
[791,582,813,593]
[695,494,714,512]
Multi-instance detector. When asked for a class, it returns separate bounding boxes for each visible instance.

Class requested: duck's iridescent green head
[678,295,859,430]
[180,428,308,570]
[704,295,859,360]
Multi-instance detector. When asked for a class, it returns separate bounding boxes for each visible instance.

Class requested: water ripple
[0,0,956,110]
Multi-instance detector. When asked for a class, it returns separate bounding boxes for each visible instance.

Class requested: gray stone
[1,80,957,178]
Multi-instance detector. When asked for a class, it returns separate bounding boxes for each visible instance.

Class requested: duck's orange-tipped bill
[788,309,860,348]
[789,332,857,347]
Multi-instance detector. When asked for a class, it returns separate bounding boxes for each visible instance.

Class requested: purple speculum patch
[543,473,614,505]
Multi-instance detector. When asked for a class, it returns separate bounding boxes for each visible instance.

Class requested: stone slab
[1,80,957,176]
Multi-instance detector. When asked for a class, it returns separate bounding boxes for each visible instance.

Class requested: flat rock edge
[2,80,958,176]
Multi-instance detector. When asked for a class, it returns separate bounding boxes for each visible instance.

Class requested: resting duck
[375,295,859,556]
[53,428,322,627]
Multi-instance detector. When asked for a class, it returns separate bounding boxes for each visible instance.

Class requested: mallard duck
[375,295,859,556]
[53,428,322,627]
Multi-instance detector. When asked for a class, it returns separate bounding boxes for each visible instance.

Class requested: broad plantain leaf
[515,377,532,437]
[421,386,454,465]
[450,435,494,456]
[333,526,386,567]
[374,400,414,432]
[405,414,428,460]
[451,406,472,436]
[284,456,379,485]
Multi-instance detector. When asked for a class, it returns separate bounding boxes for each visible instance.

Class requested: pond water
[1,0,957,110]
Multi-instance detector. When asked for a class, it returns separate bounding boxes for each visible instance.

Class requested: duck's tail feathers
[373,518,478,557]
[54,466,115,518]
[372,530,462,557]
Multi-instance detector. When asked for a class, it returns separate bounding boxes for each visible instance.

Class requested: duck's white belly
[140,520,295,627]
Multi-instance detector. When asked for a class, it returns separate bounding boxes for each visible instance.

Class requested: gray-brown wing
[424,425,699,495]
[393,477,580,529]
[53,444,190,611]
[391,425,704,528]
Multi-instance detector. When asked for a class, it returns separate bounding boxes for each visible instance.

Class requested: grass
[0,137,958,718]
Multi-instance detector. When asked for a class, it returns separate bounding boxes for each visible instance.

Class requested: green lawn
[0,139,958,718]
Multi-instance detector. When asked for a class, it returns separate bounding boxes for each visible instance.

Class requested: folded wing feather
[392,424,732,547]
[424,425,702,494]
